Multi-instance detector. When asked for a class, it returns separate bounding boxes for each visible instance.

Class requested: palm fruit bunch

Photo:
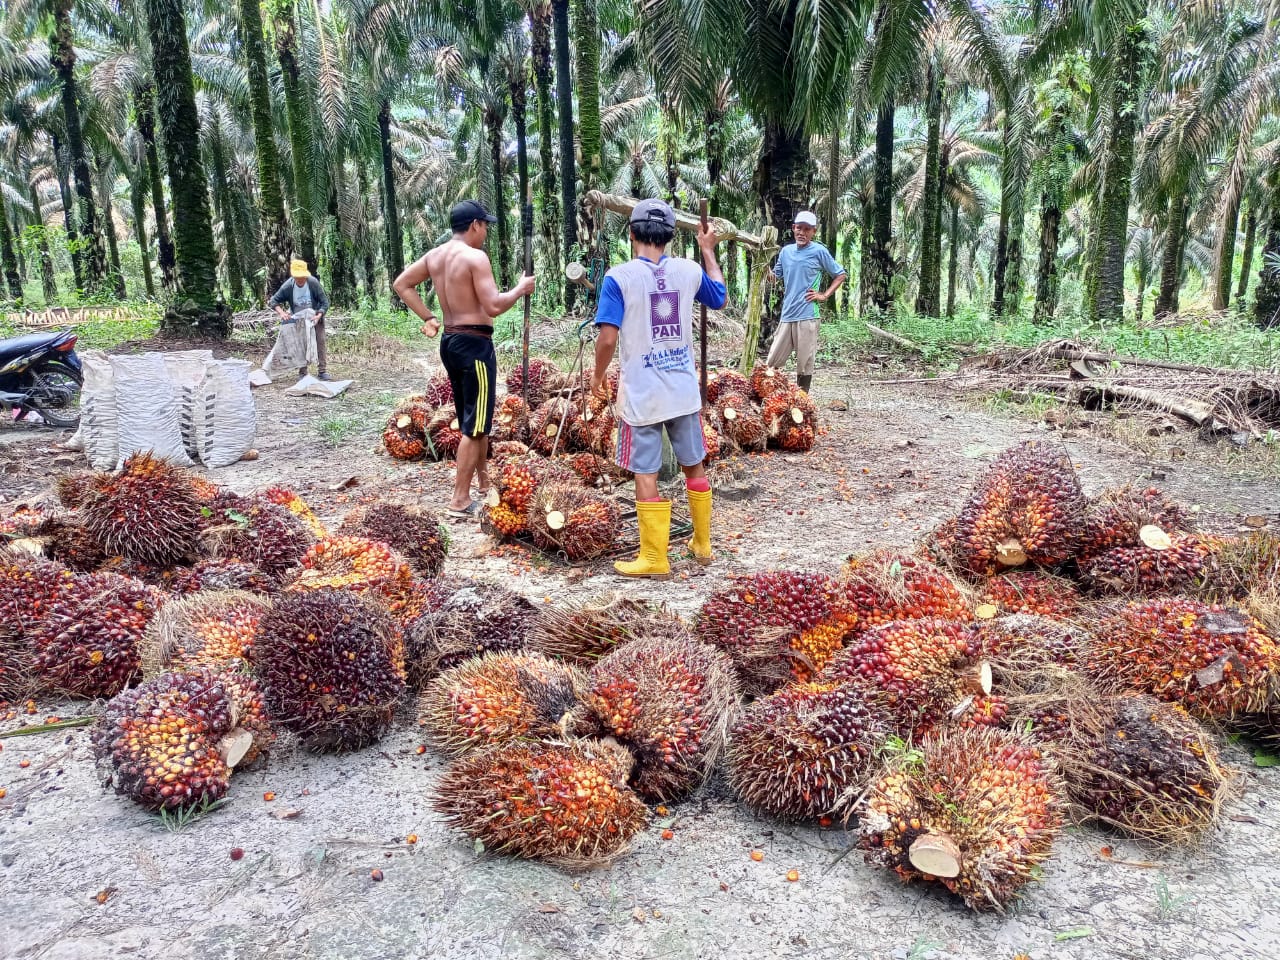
[762,386,819,451]
[422,370,455,408]
[697,570,860,694]
[425,406,464,460]
[726,681,890,820]
[418,652,583,756]
[857,727,1064,911]
[1079,486,1190,557]
[404,579,538,686]
[79,452,204,566]
[821,617,995,735]
[0,504,49,541]
[262,485,327,538]
[571,635,739,801]
[433,739,648,866]
[31,572,162,698]
[970,613,1086,693]
[289,535,417,623]
[489,439,531,460]
[700,415,721,462]
[0,551,78,699]
[252,590,405,750]
[840,551,972,638]
[706,369,752,406]
[580,363,619,401]
[91,667,272,810]
[1089,597,1279,719]
[55,470,97,510]
[976,570,1081,620]
[559,451,608,487]
[382,406,427,460]
[491,394,531,444]
[713,392,767,452]
[340,502,450,579]
[750,363,788,401]
[169,558,280,596]
[484,455,574,539]
[530,592,689,662]
[949,440,1087,576]
[140,590,270,676]
[505,356,563,407]
[201,493,314,578]
[34,516,108,572]
[526,483,621,561]
[529,398,579,456]
[1079,532,1213,596]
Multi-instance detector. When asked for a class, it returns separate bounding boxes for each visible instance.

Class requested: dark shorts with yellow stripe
[440,333,497,437]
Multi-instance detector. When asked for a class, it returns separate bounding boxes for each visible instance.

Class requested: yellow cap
[290,259,309,278]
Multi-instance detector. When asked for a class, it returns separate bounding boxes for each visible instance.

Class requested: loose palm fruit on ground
[750,363,788,401]
[341,503,450,579]
[202,493,315,578]
[571,635,739,801]
[530,592,689,662]
[976,570,1082,619]
[1079,533,1213,596]
[821,617,995,736]
[80,453,204,566]
[950,441,1087,576]
[841,551,972,637]
[714,392,767,453]
[857,727,1065,912]
[433,739,648,866]
[426,406,464,461]
[697,570,860,693]
[506,357,564,408]
[492,395,531,444]
[762,387,818,452]
[169,558,280,596]
[251,590,405,751]
[1079,486,1191,559]
[529,398,580,456]
[383,408,427,460]
[422,371,455,408]
[404,579,538,686]
[1089,597,1279,719]
[527,483,621,561]
[706,369,752,406]
[262,485,328,538]
[418,652,583,755]
[726,681,890,820]
[140,590,270,676]
[31,572,162,698]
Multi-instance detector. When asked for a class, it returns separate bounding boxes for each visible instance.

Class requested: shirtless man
[393,200,535,518]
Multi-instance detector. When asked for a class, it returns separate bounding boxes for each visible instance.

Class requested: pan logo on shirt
[649,290,681,342]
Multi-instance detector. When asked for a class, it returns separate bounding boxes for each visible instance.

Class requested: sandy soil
[1,338,1278,960]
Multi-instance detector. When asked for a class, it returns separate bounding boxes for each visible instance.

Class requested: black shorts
[440,333,497,437]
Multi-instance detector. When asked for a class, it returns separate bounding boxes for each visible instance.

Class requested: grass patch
[152,796,229,832]
[315,411,366,447]
[0,304,162,352]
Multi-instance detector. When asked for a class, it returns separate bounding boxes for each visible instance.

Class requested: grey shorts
[616,412,707,475]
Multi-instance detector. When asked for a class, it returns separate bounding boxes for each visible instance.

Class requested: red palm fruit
[1089,597,1279,719]
[970,613,1087,687]
[426,406,464,460]
[55,471,98,510]
[483,500,529,539]
[202,493,315,578]
[422,371,455,408]
[572,635,739,801]
[700,415,722,462]
[950,441,1087,576]
[526,483,621,561]
[714,392,767,452]
[0,552,78,699]
[491,394,531,444]
[750,363,788,401]
[858,727,1064,912]
[726,680,891,820]
[762,386,819,451]
[341,503,450,579]
[383,408,427,461]
[696,570,861,694]
[841,551,972,635]
[917,517,960,568]
[505,357,563,407]
[559,451,607,487]
[80,452,204,566]
[433,739,648,866]
[706,369,752,406]
[976,570,1081,619]
[262,485,328,538]
[530,592,689,662]
[140,590,270,676]
[0,505,50,539]
[1079,533,1213,596]
[252,590,405,751]
[289,536,418,625]
[821,618,996,736]
[418,652,583,755]
[404,579,538,686]
[1079,486,1191,559]
[170,558,280,596]
[489,439,532,460]
[529,398,580,456]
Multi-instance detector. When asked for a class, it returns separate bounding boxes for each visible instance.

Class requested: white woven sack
[79,351,119,470]
[111,353,193,467]
[194,359,257,467]
[262,309,317,376]
[163,350,214,462]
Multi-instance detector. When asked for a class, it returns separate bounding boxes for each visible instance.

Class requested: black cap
[629,198,677,229]
[450,200,499,232]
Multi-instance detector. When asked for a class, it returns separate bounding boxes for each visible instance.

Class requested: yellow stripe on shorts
[473,359,488,435]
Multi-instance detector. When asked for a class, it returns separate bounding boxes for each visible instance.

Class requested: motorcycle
[0,328,84,429]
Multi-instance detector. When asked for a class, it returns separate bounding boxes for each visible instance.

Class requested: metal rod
[699,197,709,405]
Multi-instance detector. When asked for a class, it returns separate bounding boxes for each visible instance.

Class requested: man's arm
[392,255,440,337]
[804,249,847,304]
[267,281,291,316]
[310,278,330,317]
[471,252,535,318]
[590,276,624,397]
[695,222,726,308]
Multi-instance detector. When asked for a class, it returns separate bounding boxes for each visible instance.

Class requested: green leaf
[1054,927,1095,942]
[1253,751,1280,768]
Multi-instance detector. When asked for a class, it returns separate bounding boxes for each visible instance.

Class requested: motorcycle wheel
[28,360,83,430]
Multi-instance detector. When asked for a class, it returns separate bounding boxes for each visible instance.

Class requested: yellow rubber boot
[686,488,712,565]
[615,500,672,578]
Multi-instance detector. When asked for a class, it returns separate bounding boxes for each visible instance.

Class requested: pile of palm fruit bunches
[3,440,1278,911]
[380,360,818,560]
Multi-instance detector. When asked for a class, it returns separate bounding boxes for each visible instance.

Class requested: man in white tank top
[591,198,726,578]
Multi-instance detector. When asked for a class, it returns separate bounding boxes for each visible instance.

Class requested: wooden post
[699,197,709,403]
[521,184,533,407]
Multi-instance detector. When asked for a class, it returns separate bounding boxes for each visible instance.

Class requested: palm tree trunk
[859,196,874,314]
[237,0,290,297]
[327,162,355,308]
[1155,188,1188,319]
[1212,193,1239,311]
[530,1,561,301]
[1089,21,1149,323]
[94,155,128,299]
[274,2,316,270]
[707,102,726,217]
[756,119,810,344]
[840,229,855,318]
[377,100,405,309]
[51,134,83,292]
[915,63,943,317]
[1032,197,1062,326]
[0,201,21,302]
[946,199,960,318]
[144,0,226,332]
[551,0,577,307]
[31,183,58,303]
[51,0,106,292]
[868,100,895,311]
[357,163,377,302]
[129,174,156,298]
[1237,204,1257,303]
[135,83,176,290]
[486,105,513,289]
[209,124,245,303]
[573,0,602,193]
[1254,163,1280,327]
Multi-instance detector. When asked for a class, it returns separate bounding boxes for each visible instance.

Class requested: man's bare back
[424,239,491,331]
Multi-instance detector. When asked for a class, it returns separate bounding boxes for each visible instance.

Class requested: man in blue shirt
[766,210,846,393]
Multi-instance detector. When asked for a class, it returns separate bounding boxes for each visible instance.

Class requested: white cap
[794,210,818,227]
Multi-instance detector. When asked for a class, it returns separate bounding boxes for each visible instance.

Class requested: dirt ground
[1,337,1278,960]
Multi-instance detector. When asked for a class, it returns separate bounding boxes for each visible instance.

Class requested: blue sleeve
[772,251,784,279]
[822,246,847,277]
[267,281,291,308]
[595,276,624,328]
[695,272,727,310]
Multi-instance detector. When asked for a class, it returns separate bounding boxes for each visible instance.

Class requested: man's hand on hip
[421,318,441,338]
[804,290,827,303]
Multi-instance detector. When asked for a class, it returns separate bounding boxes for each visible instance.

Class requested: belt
[444,324,494,339]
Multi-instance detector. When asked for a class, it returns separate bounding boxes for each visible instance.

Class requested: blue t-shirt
[772,242,846,322]
[595,256,727,328]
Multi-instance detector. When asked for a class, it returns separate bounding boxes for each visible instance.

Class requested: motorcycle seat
[0,331,71,362]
